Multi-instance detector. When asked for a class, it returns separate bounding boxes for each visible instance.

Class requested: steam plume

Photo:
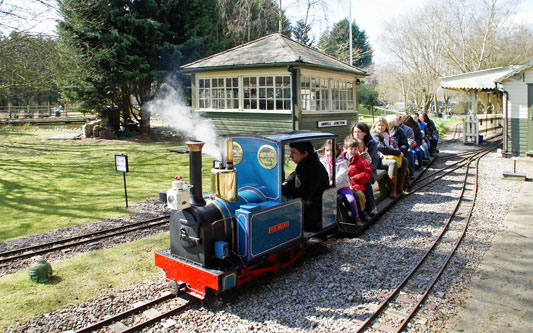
[146,82,222,159]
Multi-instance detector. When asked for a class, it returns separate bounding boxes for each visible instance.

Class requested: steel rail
[356,147,492,332]
[395,149,487,332]
[0,215,170,264]
[414,142,500,185]
[74,292,176,333]
[121,297,192,333]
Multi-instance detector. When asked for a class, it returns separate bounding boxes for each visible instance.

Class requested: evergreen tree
[292,19,313,46]
[56,0,222,131]
[318,18,372,68]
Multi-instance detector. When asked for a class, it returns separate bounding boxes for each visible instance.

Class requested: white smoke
[146,82,222,160]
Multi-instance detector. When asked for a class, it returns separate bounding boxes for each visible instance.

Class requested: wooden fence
[463,113,503,144]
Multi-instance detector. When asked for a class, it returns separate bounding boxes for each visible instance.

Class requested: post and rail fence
[0,104,95,125]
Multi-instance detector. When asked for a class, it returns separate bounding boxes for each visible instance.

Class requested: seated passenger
[412,112,431,160]
[370,117,408,198]
[319,139,362,225]
[351,122,379,217]
[403,115,425,169]
[345,138,373,223]
[386,114,411,188]
[395,114,417,179]
[282,141,330,230]
[356,137,372,166]
[420,112,439,155]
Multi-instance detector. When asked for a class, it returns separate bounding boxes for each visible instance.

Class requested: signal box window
[301,75,354,112]
[244,75,291,111]
[198,77,238,110]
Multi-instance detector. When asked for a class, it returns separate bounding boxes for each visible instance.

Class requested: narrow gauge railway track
[438,121,463,145]
[413,141,501,187]
[438,133,502,162]
[74,292,192,333]
[0,215,169,265]
[354,145,493,332]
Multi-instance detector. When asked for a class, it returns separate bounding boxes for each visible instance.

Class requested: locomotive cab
[155,131,339,299]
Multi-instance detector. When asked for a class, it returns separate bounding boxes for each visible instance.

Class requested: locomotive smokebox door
[170,210,203,263]
[169,204,225,267]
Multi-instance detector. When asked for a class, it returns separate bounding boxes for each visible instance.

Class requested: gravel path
[9,137,533,332]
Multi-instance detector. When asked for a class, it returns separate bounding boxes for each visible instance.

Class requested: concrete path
[448,181,533,332]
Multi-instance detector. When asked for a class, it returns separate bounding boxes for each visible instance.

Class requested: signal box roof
[181,33,367,76]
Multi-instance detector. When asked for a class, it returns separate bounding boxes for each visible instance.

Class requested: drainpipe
[496,84,509,153]
[288,65,298,131]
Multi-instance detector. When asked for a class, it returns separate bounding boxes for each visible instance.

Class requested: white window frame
[300,69,357,115]
[195,70,292,114]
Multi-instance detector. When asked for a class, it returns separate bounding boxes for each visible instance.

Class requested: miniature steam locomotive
[155,131,339,299]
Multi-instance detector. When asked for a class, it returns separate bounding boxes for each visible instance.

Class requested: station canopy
[440,64,530,91]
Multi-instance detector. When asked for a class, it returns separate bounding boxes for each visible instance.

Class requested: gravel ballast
[7,139,533,332]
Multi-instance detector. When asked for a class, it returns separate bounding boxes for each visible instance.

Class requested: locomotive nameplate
[269,221,289,234]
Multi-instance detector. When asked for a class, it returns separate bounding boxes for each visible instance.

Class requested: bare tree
[218,0,291,48]
[0,0,57,35]
[379,0,533,112]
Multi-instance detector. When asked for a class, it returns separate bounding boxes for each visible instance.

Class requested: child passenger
[344,138,373,222]
[357,138,372,166]
[319,139,362,225]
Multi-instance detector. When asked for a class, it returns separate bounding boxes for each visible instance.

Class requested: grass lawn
[0,232,169,330]
[358,105,401,125]
[0,126,214,241]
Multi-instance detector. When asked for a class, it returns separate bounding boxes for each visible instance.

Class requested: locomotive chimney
[186,140,206,206]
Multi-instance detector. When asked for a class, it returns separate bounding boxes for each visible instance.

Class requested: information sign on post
[115,154,129,207]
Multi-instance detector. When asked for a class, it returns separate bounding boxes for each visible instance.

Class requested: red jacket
[348,153,372,192]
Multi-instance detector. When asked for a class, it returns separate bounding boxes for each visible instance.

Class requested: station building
[441,61,533,157]
[180,33,368,138]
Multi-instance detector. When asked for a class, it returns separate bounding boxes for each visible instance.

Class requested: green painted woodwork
[201,111,292,135]
[294,68,302,131]
[190,74,197,111]
[506,118,529,156]
[299,112,358,138]
[529,84,533,152]
[199,110,359,137]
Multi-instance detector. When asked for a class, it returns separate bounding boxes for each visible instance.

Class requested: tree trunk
[139,85,152,133]
[140,105,151,133]
[119,90,132,127]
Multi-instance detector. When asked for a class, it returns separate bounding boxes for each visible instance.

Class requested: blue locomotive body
[155,131,338,299]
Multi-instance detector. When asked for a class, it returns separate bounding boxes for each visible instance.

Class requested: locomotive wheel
[203,289,224,309]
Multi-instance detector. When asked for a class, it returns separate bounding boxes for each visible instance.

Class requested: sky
[284,0,429,64]
[2,0,533,66]
[284,0,533,65]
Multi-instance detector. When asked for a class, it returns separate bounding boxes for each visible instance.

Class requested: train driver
[282,141,330,230]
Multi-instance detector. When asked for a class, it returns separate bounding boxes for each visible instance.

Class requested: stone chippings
[9,141,533,332]
[0,199,170,277]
